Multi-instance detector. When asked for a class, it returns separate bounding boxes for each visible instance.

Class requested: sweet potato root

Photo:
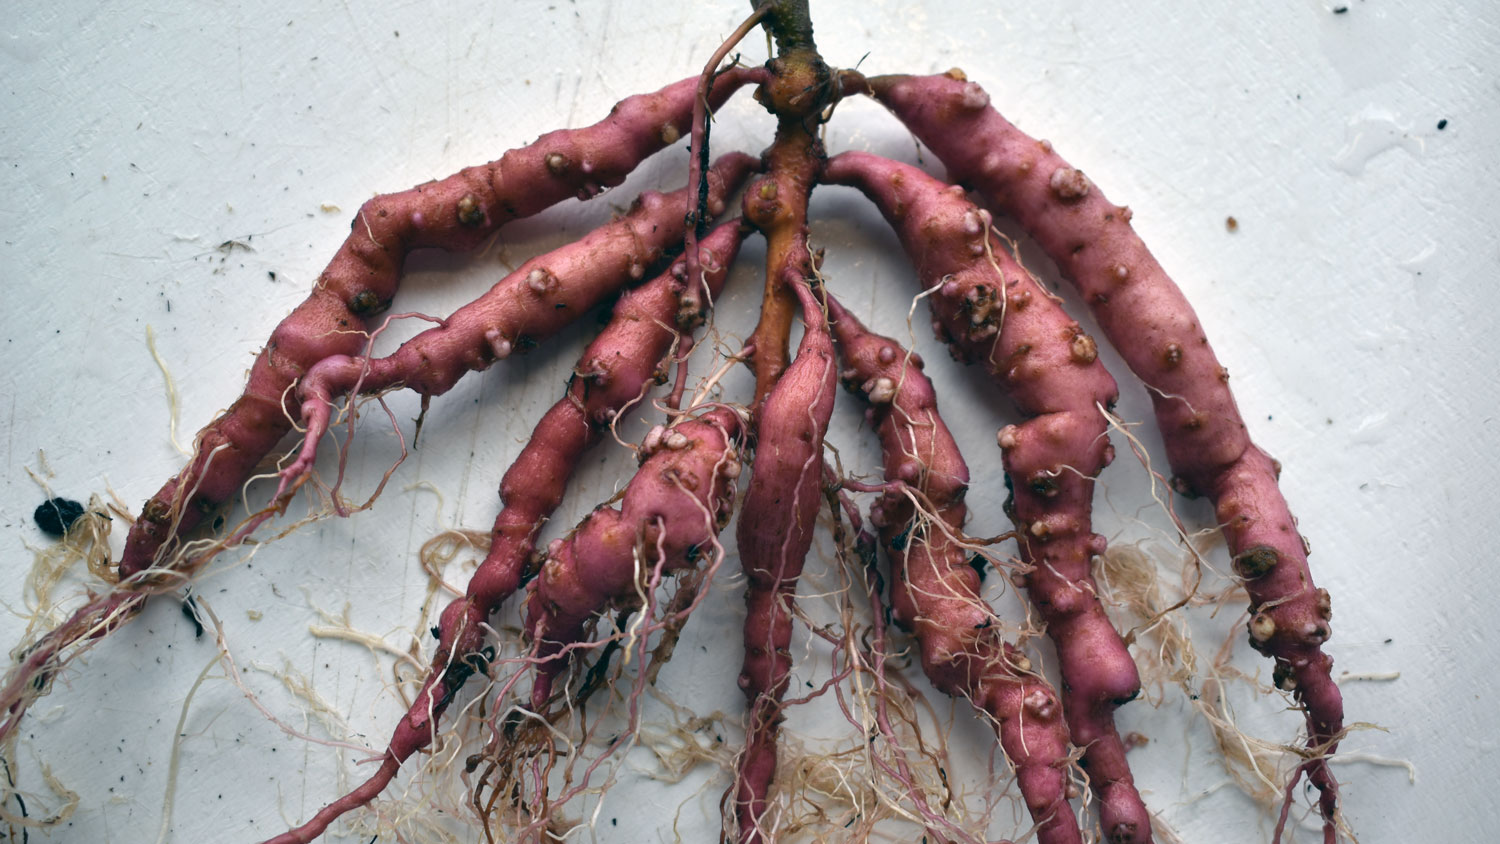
[0,74,761,745]
[866,71,1342,840]
[0,4,1359,843]
[525,407,747,707]
[824,150,1152,842]
[259,221,750,844]
[827,294,1080,844]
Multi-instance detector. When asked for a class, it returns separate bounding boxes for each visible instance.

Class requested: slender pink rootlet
[0,70,764,746]
[826,295,1081,844]
[261,222,748,844]
[868,71,1343,839]
[823,151,1152,843]
[284,153,758,482]
[732,281,837,844]
[523,407,747,711]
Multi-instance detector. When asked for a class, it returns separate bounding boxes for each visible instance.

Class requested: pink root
[282,154,756,489]
[260,222,749,843]
[824,150,1152,843]
[524,407,746,710]
[868,70,1342,838]
[731,280,837,843]
[827,294,1081,844]
[116,69,761,583]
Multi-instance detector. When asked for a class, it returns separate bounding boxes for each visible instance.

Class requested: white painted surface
[1,1,1494,842]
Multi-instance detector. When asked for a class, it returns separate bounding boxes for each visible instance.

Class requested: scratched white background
[1,1,1496,842]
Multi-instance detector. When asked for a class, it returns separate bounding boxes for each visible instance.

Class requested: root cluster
[1,4,1351,843]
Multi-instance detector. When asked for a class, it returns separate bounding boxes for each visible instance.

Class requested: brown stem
[742,123,822,406]
[753,0,816,55]
[735,0,840,408]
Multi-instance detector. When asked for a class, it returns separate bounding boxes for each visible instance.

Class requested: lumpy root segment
[870,70,1350,839]
[0,70,762,747]
[731,280,837,844]
[822,151,1152,843]
[867,71,1341,839]
[523,407,746,710]
[259,222,749,844]
[826,295,1081,844]
[122,68,760,581]
[285,153,758,486]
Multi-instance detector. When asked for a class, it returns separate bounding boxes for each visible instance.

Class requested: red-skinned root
[123,67,761,582]
[259,221,749,844]
[867,71,1342,841]
[826,294,1081,844]
[822,151,1152,844]
[523,407,747,711]
[731,279,837,844]
[0,71,764,747]
[283,153,758,488]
